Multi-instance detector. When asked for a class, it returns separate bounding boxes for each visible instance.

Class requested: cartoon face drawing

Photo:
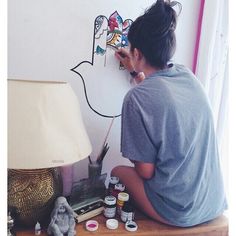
[71,12,133,118]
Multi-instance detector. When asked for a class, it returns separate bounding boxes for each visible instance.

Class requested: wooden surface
[15,213,228,236]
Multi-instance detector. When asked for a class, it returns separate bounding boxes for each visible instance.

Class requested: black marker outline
[71,12,132,118]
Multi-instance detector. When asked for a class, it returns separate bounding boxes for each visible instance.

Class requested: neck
[142,65,161,78]
[137,57,168,77]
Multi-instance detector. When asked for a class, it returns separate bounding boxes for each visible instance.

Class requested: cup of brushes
[88,143,109,178]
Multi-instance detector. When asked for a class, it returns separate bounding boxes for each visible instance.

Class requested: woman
[112,0,227,227]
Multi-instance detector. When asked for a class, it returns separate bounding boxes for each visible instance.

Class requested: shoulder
[123,87,136,106]
[123,83,151,110]
[174,64,194,74]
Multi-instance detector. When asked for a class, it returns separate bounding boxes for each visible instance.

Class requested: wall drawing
[71,12,133,118]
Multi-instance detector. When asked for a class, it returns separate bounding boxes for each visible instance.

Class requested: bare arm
[132,160,155,180]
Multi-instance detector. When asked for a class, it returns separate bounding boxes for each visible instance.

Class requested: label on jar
[121,210,134,222]
[104,206,116,218]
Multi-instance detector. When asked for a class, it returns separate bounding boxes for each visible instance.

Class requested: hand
[115,48,134,72]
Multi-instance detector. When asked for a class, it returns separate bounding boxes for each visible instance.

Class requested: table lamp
[8,79,92,227]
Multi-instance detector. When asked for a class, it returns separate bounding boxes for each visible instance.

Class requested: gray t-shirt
[121,64,227,227]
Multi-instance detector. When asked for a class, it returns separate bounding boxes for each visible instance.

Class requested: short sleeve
[121,93,157,163]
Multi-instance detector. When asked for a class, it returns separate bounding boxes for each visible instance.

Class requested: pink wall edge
[192,0,205,74]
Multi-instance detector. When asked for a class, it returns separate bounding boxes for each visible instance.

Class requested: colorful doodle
[94,11,133,55]
[106,11,132,50]
[95,45,106,55]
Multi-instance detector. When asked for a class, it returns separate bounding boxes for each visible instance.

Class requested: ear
[133,48,143,61]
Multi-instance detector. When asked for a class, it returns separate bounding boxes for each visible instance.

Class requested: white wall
[8,0,200,182]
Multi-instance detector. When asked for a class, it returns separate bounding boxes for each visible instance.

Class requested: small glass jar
[121,201,135,222]
[112,183,125,198]
[117,192,129,215]
[108,176,119,195]
[35,221,41,235]
[7,212,14,236]
[104,196,117,218]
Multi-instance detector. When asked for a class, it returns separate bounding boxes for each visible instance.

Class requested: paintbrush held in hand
[96,143,110,164]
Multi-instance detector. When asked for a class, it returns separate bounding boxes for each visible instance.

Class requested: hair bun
[127,0,178,68]
[142,0,179,39]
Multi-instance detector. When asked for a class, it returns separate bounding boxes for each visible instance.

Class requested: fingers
[115,48,129,60]
[115,50,124,61]
[115,50,127,61]
[114,48,134,72]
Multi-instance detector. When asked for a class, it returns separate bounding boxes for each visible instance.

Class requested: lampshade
[8,79,92,227]
[8,79,92,169]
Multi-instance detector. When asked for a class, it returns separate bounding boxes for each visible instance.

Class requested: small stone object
[47,196,76,236]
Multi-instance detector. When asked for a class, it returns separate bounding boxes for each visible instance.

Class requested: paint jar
[106,219,119,230]
[117,192,129,215]
[108,176,119,195]
[121,201,135,222]
[34,221,41,235]
[104,196,117,218]
[112,183,125,198]
[125,220,138,232]
[86,220,99,231]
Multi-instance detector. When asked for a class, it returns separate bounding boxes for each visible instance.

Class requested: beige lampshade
[8,79,92,169]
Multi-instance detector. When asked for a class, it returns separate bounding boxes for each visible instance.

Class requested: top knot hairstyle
[128,0,182,69]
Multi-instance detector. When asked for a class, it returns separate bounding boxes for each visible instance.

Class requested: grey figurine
[47,196,76,236]
[7,212,14,236]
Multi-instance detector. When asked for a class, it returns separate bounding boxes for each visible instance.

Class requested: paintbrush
[88,155,92,164]
[96,117,115,163]
[97,143,110,164]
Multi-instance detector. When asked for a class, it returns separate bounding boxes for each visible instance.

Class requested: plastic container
[125,220,138,232]
[106,219,119,230]
[117,192,129,215]
[86,220,99,231]
[112,183,125,198]
[34,222,41,235]
[121,201,135,222]
[108,176,119,195]
[104,196,116,218]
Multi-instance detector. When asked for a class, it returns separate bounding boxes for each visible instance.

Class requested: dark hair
[128,0,181,69]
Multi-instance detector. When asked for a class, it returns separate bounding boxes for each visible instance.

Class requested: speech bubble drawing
[71,12,133,118]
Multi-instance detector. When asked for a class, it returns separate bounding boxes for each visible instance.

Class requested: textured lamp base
[8,168,62,227]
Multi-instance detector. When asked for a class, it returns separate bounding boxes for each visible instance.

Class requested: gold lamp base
[8,168,62,227]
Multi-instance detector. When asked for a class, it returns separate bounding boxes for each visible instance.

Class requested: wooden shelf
[15,213,228,236]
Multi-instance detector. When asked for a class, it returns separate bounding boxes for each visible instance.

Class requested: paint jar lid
[115,183,125,191]
[104,195,116,205]
[118,192,129,201]
[125,220,138,232]
[86,220,99,231]
[109,176,119,184]
[106,219,119,230]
